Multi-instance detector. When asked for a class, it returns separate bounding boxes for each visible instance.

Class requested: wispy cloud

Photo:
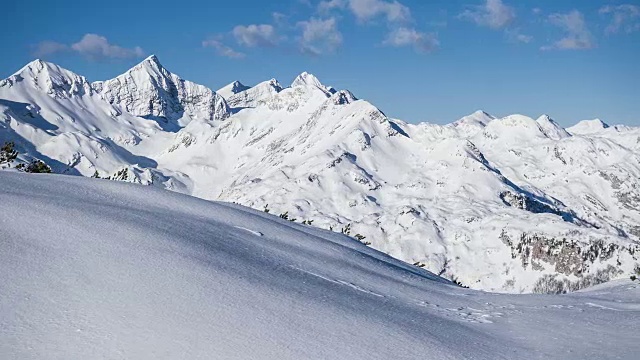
[32,41,69,57]
[383,27,439,53]
[599,4,640,34]
[202,37,245,59]
[71,34,144,60]
[318,0,345,14]
[505,28,533,43]
[297,17,343,56]
[318,0,411,23]
[459,0,515,29]
[32,34,144,60]
[541,10,595,50]
[233,24,280,47]
[349,0,411,23]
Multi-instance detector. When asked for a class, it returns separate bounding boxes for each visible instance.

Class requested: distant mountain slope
[1,57,639,293]
[1,172,639,359]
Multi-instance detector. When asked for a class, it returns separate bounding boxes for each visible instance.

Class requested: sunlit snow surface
[2,57,640,293]
[1,172,639,359]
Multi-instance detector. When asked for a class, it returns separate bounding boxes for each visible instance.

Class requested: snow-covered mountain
[2,171,639,359]
[1,57,639,293]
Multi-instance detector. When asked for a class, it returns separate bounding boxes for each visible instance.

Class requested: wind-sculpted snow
[1,57,640,293]
[1,172,639,359]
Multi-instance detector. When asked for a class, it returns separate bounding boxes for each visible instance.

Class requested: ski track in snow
[234,226,264,237]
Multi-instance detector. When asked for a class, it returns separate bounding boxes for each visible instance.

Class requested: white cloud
[297,17,343,55]
[319,0,411,23]
[505,29,533,43]
[318,0,345,14]
[599,4,640,34]
[233,24,279,47]
[459,0,516,29]
[202,38,245,59]
[383,27,439,53]
[32,41,68,57]
[542,10,595,50]
[349,0,411,23]
[71,34,144,60]
[32,34,144,60]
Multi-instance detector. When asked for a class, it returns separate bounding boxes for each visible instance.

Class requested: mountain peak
[2,58,91,97]
[291,72,336,95]
[536,114,571,140]
[145,54,160,63]
[452,110,495,129]
[567,118,611,135]
[96,54,230,123]
[129,54,168,75]
[217,80,251,99]
[291,72,320,87]
[13,59,70,78]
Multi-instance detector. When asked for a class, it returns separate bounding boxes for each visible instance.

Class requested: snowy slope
[1,57,640,293]
[1,171,639,359]
[217,80,250,99]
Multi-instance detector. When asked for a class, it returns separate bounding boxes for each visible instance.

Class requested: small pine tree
[341,223,351,235]
[0,141,18,165]
[354,234,366,241]
[92,170,100,178]
[17,159,52,173]
[263,204,270,213]
[109,168,129,181]
[279,212,289,220]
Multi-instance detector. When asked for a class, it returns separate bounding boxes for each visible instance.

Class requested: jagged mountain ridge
[1,56,639,293]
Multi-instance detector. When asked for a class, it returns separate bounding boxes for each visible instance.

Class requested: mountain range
[1,55,639,293]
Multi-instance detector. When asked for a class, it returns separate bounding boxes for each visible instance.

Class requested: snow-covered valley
[1,56,639,293]
[1,171,639,359]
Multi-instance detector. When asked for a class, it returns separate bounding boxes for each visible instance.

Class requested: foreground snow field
[1,172,638,359]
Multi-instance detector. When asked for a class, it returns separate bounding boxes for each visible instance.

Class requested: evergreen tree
[24,160,52,173]
[0,141,18,165]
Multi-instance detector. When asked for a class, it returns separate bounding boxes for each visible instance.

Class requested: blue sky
[2,0,639,126]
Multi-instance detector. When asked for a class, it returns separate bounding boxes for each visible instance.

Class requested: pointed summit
[145,54,160,63]
[452,110,495,128]
[291,72,322,88]
[291,72,336,95]
[1,58,92,98]
[217,80,251,99]
[536,115,570,140]
[96,54,230,123]
[123,54,170,79]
